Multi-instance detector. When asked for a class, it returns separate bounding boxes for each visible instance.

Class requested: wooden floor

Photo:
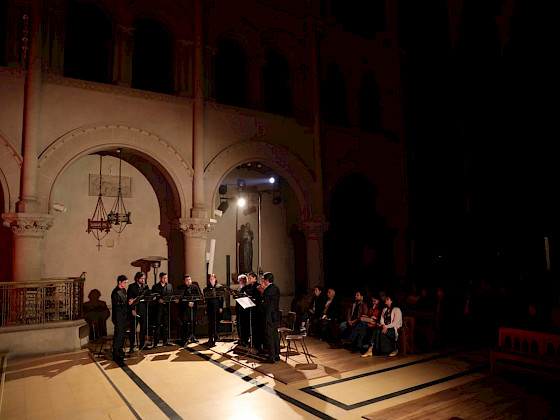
[216,336,415,385]
[2,336,559,420]
[364,371,559,420]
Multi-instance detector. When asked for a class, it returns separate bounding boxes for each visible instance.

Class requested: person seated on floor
[340,290,368,344]
[299,285,327,335]
[350,293,383,353]
[363,292,403,357]
[319,288,343,341]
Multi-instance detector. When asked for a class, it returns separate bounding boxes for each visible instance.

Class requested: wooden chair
[94,335,114,357]
[285,319,313,364]
[398,316,415,355]
[278,311,297,348]
[219,306,237,342]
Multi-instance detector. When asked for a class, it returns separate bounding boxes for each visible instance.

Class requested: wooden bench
[489,327,560,378]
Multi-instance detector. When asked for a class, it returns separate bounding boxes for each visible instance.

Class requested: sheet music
[235,296,256,309]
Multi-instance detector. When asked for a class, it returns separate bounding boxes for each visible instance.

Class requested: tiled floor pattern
[0,345,489,420]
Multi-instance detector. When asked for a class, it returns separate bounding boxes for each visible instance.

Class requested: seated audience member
[319,288,342,341]
[363,292,403,357]
[340,290,368,342]
[416,286,434,312]
[350,294,383,353]
[518,301,551,333]
[433,286,454,348]
[300,286,327,334]
[405,283,421,310]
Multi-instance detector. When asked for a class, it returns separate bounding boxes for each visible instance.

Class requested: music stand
[235,296,258,359]
[203,287,227,343]
[162,294,181,344]
[129,289,150,353]
[180,289,202,344]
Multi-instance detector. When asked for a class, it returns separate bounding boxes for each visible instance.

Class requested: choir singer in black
[127,271,150,352]
[111,274,128,365]
[204,273,223,347]
[178,274,200,346]
[152,272,174,347]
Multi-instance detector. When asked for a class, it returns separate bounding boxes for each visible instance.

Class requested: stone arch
[0,133,22,213]
[205,140,315,220]
[37,124,193,217]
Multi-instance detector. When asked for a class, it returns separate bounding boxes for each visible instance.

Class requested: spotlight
[237,179,246,188]
[218,201,229,213]
[214,209,223,218]
[243,205,257,216]
[269,177,276,184]
[237,197,246,207]
[219,185,227,195]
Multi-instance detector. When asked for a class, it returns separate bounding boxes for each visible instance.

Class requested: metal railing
[0,274,85,327]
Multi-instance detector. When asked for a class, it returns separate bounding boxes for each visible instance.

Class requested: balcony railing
[0,274,85,327]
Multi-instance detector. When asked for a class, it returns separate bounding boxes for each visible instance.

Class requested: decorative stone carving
[2,213,55,237]
[174,217,215,238]
[298,214,328,240]
[42,72,191,104]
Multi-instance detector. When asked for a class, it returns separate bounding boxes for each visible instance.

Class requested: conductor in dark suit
[259,272,281,363]
[111,274,128,365]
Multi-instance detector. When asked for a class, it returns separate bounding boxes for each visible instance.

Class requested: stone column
[173,39,191,96]
[112,24,135,86]
[309,20,324,216]
[175,218,215,286]
[17,0,42,214]
[299,215,328,290]
[2,213,54,282]
[191,0,206,218]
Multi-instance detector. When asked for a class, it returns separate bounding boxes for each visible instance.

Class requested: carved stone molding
[2,213,55,237]
[41,72,192,105]
[174,217,216,238]
[298,214,328,240]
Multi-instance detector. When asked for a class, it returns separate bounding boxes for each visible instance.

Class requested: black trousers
[179,307,197,343]
[112,318,126,361]
[264,319,280,360]
[154,304,170,345]
[129,311,147,350]
[207,308,219,342]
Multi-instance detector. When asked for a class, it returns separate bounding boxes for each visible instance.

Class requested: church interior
[0,0,558,419]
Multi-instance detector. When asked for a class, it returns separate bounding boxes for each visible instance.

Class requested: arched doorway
[37,125,192,299]
[204,140,317,310]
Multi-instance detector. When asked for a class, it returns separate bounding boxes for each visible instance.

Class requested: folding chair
[278,311,297,348]
[285,319,313,364]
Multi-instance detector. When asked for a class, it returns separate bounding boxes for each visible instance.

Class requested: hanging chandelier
[107,149,131,234]
[87,155,112,250]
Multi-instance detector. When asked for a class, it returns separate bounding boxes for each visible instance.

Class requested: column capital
[2,213,54,238]
[174,217,216,238]
[298,214,328,240]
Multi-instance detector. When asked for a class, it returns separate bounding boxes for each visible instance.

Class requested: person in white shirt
[362,292,402,357]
